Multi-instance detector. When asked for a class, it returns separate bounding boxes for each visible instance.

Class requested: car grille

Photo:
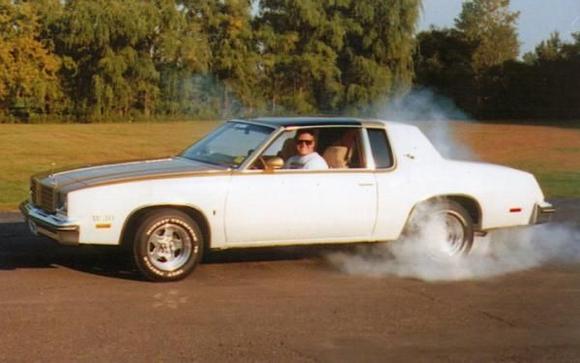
[31,178,57,213]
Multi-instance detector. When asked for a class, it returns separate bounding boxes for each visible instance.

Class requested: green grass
[535,171,580,199]
[492,162,580,198]
[496,159,580,198]
[0,120,578,211]
[0,121,219,210]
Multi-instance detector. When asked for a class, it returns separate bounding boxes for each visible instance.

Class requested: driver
[284,129,329,170]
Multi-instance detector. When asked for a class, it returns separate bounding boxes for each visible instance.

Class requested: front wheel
[405,200,474,256]
[133,209,203,282]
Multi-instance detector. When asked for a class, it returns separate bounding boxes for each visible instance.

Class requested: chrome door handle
[358,182,375,187]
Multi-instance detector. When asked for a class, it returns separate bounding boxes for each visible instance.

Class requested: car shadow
[0,220,364,281]
[5,198,574,281]
[204,243,364,264]
[0,221,143,281]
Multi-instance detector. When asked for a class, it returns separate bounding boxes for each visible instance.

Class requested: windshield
[181,122,274,168]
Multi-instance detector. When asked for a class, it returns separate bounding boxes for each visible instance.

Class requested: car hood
[35,157,227,193]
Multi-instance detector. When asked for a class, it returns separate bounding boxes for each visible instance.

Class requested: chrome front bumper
[530,202,555,225]
[19,201,79,245]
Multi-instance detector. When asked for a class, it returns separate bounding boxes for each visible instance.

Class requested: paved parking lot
[0,199,579,362]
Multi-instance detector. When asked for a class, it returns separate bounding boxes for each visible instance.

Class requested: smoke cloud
[379,88,474,160]
[328,221,580,282]
[329,88,580,282]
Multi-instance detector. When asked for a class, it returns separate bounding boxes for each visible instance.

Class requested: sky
[419,0,580,55]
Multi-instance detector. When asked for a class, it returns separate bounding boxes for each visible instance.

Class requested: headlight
[30,177,38,204]
[56,193,68,215]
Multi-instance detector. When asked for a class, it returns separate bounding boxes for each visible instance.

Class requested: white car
[21,118,554,281]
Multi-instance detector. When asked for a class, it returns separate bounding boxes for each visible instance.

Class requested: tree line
[415,0,580,121]
[0,0,420,122]
[0,0,578,123]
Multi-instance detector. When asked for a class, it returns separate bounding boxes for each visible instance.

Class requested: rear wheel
[405,200,474,256]
[133,209,203,282]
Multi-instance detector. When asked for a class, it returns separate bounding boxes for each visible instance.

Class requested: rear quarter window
[367,129,394,169]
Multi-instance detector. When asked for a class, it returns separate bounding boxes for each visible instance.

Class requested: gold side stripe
[60,170,232,193]
[95,223,112,229]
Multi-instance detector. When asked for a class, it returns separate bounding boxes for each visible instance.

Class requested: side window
[261,130,296,159]
[317,127,365,169]
[367,129,394,169]
[251,127,369,170]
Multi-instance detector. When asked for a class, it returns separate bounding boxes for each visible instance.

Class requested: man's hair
[295,128,318,142]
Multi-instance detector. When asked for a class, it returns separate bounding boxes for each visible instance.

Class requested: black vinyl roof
[237,117,363,127]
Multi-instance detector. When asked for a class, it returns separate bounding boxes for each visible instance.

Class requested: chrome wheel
[133,209,203,282]
[147,223,193,272]
[405,200,475,257]
[439,211,469,255]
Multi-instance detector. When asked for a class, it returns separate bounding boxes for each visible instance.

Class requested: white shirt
[284,152,329,170]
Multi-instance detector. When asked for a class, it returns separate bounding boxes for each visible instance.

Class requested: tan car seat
[323,146,349,168]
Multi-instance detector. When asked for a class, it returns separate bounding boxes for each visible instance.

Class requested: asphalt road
[1,199,579,362]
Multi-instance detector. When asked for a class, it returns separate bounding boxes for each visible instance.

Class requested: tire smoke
[328,220,580,282]
[328,89,580,281]
[379,88,475,160]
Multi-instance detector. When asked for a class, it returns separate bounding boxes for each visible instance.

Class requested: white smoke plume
[328,220,580,282]
[328,88,580,281]
[379,88,475,160]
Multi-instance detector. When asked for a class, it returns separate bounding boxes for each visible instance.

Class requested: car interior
[252,127,365,170]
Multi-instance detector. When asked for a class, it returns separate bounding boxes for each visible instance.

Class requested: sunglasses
[296,139,314,146]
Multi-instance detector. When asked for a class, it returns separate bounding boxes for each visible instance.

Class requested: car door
[224,169,377,245]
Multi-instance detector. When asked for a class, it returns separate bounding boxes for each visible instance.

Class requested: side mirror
[265,157,284,170]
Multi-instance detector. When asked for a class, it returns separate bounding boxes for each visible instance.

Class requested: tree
[256,0,346,113]
[51,0,209,120]
[339,0,421,113]
[561,32,580,59]
[471,32,580,120]
[153,0,211,116]
[523,32,580,119]
[455,0,519,72]
[0,0,62,119]
[182,0,260,116]
[524,32,563,63]
[414,27,478,113]
[0,0,425,120]
[256,0,422,114]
